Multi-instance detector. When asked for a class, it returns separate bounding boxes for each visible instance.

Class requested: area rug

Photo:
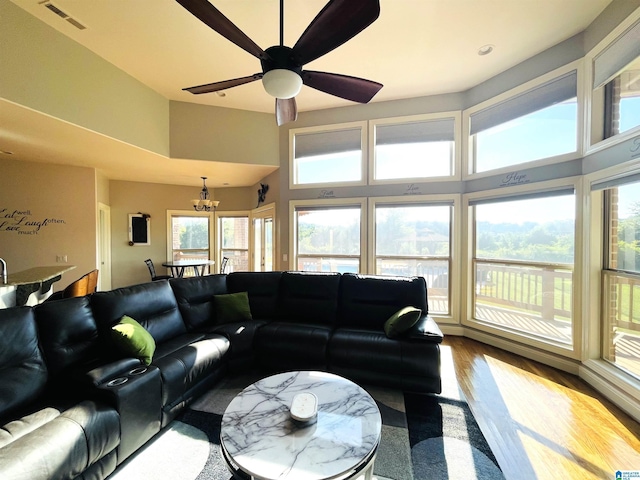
[109,346,503,480]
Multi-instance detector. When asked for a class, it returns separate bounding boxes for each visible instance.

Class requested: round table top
[220,371,382,480]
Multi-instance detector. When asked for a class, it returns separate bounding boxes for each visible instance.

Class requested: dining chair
[220,257,229,274]
[145,259,172,281]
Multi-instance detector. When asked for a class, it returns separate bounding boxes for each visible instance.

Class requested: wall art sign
[0,208,66,236]
[500,171,530,187]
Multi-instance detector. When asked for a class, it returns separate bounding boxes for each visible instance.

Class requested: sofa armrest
[83,358,144,387]
[407,314,444,343]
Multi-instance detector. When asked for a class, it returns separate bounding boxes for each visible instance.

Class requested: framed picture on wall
[128,213,150,246]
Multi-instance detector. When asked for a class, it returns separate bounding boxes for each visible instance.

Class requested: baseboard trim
[462,328,581,375]
[579,360,640,423]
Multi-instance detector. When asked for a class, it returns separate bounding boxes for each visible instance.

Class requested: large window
[468,69,578,174]
[374,202,452,315]
[601,178,640,379]
[371,114,458,182]
[219,215,249,272]
[290,122,366,187]
[471,190,576,345]
[293,201,364,273]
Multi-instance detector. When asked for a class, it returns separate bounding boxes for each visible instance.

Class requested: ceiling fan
[176,0,383,126]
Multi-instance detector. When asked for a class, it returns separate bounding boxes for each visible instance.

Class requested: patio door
[252,203,275,272]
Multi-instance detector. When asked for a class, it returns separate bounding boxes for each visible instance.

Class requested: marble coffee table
[220,371,382,480]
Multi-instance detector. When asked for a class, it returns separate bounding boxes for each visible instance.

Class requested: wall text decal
[0,208,66,236]
[630,136,640,159]
[500,171,530,187]
[404,184,421,195]
[318,190,335,198]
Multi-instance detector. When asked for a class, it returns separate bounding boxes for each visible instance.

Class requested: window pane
[295,206,361,273]
[604,61,640,138]
[609,182,640,273]
[375,142,453,179]
[293,127,363,185]
[375,204,451,314]
[473,193,575,344]
[474,100,577,173]
[475,195,575,264]
[221,217,248,249]
[172,216,209,249]
[296,208,360,255]
[374,118,455,180]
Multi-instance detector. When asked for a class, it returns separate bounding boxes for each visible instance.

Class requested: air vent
[40,1,86,30]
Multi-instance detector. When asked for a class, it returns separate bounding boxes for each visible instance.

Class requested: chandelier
[192,177,220,212]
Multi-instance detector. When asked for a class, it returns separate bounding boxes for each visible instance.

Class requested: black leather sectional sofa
[0,271,443,480]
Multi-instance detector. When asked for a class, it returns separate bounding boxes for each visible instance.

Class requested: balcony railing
[473,259,573,344]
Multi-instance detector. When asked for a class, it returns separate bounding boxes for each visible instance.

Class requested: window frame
[462,61,584,180]
[368,112,462,185]
[462,177,584,358]
[368,194,460,324]
[289,121,367,190]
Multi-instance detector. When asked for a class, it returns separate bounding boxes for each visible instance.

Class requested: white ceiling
[2,0,614,187]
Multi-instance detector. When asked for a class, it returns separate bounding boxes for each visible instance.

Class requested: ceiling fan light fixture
[262,69,302,99]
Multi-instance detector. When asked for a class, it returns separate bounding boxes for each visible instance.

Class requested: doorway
[251,203,275,272]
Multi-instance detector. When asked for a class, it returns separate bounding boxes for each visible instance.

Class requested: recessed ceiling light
[0,150,13,155]
[478,44,494,56]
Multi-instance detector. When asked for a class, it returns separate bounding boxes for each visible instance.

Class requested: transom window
[469,69,578,174]
[290,122,366,188]
[371,114,457,182]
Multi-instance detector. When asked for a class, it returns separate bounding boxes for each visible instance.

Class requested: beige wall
[0,158,97,290]
[108,172,281,287]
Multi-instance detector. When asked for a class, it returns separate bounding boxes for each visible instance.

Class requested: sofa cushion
[34,296,102,380]
[383,306,422,339]
[277,271,341,325]
[328,328,441,393]
[338,273,429,330]
[91,281,186,347]
[170,275,228,331]
[215,292,252,323]
[0,306,48,422]
[254,322,332,371]
[0,400,120,480]
[227,272,283,319]
[111,315,156,365]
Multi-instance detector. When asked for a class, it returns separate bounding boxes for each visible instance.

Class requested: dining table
[162,259,215,278]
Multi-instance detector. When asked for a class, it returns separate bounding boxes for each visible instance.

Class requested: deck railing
[474,259,573,322]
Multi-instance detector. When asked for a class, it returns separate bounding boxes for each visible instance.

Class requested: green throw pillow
[215,292,253,323]
[111,315,156,365]
[384,306,422,339]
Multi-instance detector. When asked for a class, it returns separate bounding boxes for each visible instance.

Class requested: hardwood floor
[444,336,640,480]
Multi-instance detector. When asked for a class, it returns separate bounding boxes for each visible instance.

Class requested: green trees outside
[617,201,640,273]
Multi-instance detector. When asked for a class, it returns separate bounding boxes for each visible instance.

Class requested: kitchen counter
[1,265,76,308]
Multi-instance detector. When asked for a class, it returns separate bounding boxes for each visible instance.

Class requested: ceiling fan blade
[176,0,267,60]
[302,70,382,103]
[292,0,380,66]
[276,98,298,126]
[183,73,263,94]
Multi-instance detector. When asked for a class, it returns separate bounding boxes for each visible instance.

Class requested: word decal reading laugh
[0,208,66,235]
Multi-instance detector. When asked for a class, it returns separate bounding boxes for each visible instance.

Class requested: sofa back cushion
[0,307,48,421]
[34,296,101,379]
[170,275,228,330]
[338,273,429,330]
[227,272,283,320]
[277,272,341,325]
[91,281,186,346]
